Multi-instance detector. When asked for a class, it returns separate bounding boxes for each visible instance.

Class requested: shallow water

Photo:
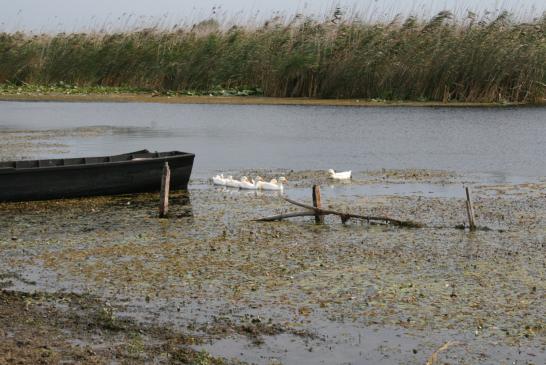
[1,184,545,364]
[1,101,545,364]
[195,322,544,365]
[1,101,545,179]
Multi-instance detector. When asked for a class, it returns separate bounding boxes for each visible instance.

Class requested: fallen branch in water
[256,211,318,222]
[255,187,424,228]
[283,197,423,227]
[255,186,504,231]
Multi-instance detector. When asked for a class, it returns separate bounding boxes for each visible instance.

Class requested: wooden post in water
[159,162,170,218]
[465,186,476,230]
[312,185,324,224]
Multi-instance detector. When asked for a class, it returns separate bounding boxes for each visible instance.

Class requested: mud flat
[1,169,545,364]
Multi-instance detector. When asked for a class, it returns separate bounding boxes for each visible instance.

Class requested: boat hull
[0,150,194,202]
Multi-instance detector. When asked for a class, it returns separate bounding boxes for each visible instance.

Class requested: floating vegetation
[0,10,545,103]
[1,171,545,364]
[0,82,263,98]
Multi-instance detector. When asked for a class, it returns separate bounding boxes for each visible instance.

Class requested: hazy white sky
[1,0,545,32]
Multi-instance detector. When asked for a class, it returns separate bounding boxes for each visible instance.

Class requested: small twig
[425,341,461,365]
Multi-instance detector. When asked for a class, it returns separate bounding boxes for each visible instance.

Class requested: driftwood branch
[255,194,423,228]
[256,211,318,222]
[283,197,422,227]
[254,186,499,231]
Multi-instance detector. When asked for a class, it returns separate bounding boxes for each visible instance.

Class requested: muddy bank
[0,288,245,364]
[0,92,528,108]
[1,171,545,364]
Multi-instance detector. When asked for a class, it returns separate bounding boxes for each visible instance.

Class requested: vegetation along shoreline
[1,10,545,104]
[0,85,541,107]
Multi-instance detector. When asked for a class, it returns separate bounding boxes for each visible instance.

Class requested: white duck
[239,176,257,190]
[257,177,286,191]
[224,176,241,188]
[328,169,351,180]
[212,173,227,186]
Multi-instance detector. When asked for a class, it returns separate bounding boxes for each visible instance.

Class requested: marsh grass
[0,10,545,103]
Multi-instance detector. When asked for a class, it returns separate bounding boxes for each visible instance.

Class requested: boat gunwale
[0,151,195,174]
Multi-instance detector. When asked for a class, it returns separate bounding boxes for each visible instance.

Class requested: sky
[1,0,545,32]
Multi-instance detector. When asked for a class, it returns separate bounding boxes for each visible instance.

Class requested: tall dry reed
[1,11,544,102]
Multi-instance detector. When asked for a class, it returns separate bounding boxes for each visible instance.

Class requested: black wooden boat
[0,150,194,202]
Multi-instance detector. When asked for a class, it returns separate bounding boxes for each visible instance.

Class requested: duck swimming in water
[224,176,241,188]
[212,173,227,186]
[328,169,351,180]
[239,176,257,190]
[257,177,286,191]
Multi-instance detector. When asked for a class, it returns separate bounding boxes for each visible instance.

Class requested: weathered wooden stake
[465,186,476,230]
[159,162,170,218]
[312,185,324,224]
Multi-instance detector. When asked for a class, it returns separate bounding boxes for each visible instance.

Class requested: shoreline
[0,92,541,107]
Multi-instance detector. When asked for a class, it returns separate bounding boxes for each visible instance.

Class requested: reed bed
[1,11,545,103]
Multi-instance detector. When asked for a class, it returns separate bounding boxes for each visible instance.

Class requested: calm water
[1,101,545,179]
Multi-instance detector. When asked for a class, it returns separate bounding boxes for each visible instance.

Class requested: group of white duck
[212,169,351,190]
[212,174,287,191]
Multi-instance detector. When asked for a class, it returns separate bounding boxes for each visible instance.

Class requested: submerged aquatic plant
[0,10,545,103]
